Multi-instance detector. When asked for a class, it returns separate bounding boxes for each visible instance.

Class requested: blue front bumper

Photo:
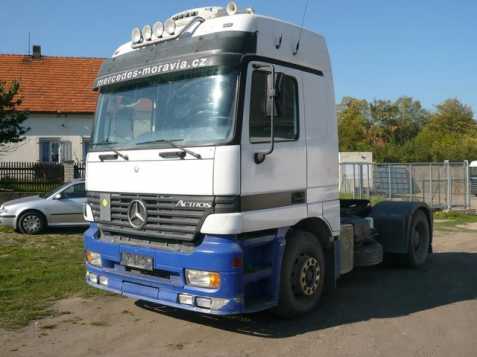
[84,224,286,315]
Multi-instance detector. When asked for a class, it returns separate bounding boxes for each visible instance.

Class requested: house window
[39,139,72,163]
[249,71,299,143]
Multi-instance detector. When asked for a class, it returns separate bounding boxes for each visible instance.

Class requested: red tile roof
[0,54,104,113]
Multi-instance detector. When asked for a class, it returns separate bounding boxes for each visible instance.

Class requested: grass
[0,227,106,330]
[433,210,477,231]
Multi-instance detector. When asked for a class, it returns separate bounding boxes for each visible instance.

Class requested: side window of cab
[249,71,299,143]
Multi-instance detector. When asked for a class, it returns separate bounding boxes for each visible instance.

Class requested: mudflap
[370,201,433,254]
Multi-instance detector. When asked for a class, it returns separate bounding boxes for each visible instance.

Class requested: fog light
[142,24,152,41]
[226,1,238,15]
[185,269,221,289]
[87,272,98,284]
[195,297,212,309]
[152,21,164,38]
[98,276,108,286]
[85,250,102,267]
[178,294,194,305]
[131,27,142,43]
[165,19,176,35]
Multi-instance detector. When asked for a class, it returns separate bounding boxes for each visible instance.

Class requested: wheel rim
[22,215,41,233]
[292,255,321,297]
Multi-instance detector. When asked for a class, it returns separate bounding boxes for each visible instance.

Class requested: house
[0,46,103,162]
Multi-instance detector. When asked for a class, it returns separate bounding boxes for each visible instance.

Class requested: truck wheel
[18,211,45,235]
[274,229,325,318]
[405,210,430,267]
[354,238,383,267]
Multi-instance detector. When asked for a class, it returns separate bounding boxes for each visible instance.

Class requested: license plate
[121,252,153,271]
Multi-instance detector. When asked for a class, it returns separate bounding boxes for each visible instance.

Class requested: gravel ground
[2,228,477,357]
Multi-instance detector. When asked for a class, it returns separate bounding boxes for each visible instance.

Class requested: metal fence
[0,161,86,192]
[0,162,65,192]
[339,161,471,210]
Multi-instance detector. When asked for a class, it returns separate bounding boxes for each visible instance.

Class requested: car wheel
[405,210,430,268]
[273,229,325,319]
[18,211,45,234]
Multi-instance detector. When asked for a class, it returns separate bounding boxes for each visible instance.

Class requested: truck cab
[84,2,432,318]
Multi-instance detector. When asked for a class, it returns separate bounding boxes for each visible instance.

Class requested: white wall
[0,113,94,162]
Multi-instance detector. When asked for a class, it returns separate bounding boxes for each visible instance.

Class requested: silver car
[0,179,88,234]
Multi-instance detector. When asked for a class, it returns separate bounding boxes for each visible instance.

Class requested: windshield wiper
[111,149,129,160]
[137,139,202,159]
[92,140,129,160]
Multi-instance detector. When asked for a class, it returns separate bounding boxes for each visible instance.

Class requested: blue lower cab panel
[84,224,287,315]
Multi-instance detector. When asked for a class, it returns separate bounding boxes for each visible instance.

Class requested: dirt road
[2,229,477,357]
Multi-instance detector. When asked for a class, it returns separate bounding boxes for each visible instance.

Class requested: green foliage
[0,81,29,147]
[0,229,106,329]
[337,96,476,162]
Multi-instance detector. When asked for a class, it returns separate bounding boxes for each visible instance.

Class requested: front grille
[88,192,238,242]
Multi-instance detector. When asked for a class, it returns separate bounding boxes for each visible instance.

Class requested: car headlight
[85,250,102,267]
[185,269,221,289]
[83,203,95,222]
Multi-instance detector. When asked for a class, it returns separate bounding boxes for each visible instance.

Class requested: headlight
[83,203,95,222]
[85,250,102,267]
[185,269,220,289]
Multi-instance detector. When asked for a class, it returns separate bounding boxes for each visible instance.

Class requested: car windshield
[91,66,238,150]
[470,167,477,177]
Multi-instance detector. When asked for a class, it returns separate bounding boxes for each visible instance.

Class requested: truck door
[240,62,307,209]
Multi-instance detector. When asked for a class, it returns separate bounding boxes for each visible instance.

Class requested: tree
[338,98,370,152]
[411,99,477,161]
[0,81,29,149]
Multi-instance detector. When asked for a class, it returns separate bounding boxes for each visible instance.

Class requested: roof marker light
[165,19,176,35]
[226,1,238,15]
[131,27,142,44]
[142,25,152,41]
[152,21,164,38]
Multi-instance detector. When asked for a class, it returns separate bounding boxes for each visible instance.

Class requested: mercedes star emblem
[127,200,147,229]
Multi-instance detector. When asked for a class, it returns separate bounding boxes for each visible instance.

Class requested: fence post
[409,164,413,202]
[464,160,470,209]
[359,163,363,199]
[429,163,433,209]
[387,165,391,199]
[63,161,75,183]
[445,160,451,211]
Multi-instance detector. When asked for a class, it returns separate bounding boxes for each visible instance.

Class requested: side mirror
[54,193,62,200]
[255,66,279,164]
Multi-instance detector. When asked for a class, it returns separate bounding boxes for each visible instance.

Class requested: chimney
[32,45,41,59]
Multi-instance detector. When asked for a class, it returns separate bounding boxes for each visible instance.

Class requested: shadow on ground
[137,251,477,338]
[44,227,87,235]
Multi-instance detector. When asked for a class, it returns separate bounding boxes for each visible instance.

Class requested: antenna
[293,0,310,55]
[27,32,31,55]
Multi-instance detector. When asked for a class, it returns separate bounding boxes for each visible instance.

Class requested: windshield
[92,67,238,150]
[470,167,477,177]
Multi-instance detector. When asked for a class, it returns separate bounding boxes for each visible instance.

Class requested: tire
[405,210,431,268]
[18,211,45,235]
[354,238,383,267]
[273,229,326,319]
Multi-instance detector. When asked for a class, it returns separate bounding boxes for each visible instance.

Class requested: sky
[1,0,476,113]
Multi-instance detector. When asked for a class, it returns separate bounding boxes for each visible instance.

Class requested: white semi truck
[83,2,432,318]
